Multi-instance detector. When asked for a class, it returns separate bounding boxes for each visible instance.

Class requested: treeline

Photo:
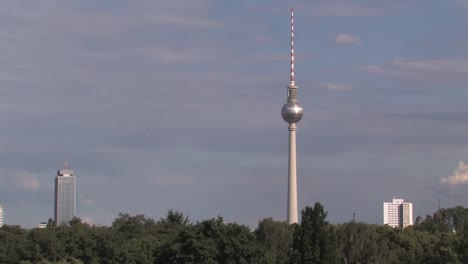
[1,203,468,263]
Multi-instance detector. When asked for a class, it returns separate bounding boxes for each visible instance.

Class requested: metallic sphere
[281,101,303,123]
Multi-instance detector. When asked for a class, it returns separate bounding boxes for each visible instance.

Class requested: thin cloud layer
[335,33,361,46]
[363,57,468,82]
[11,172,40,192]
[441,161,468,187]
[301,3,381,17]
[81,198,96,206]
[318,82,349,92]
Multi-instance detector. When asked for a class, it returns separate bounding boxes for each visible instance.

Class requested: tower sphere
[281,101,303,124]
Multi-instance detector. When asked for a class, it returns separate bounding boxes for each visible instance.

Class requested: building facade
[54,168,76,225]
[37,222,47,228]
[383,198,413,228]
[0,203,4,227]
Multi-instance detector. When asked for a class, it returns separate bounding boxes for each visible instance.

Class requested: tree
[415,216,423,227]
[68,217,86,227]
[111,213,156,236]
[92,226,125,263]
[425,233,461,264]
[113,237,157,264]
[458,228,468,263]
[416,215,450,233]
[158,210,190,227]
[157,224,218,264]
[0,225,32,263]
[289,203,338,264]
[46,218,55,228]
[157,216,267,264]
[437,206,468,233]
[256,218,293,264]
[336,222,392,264]
[27,227,66,262]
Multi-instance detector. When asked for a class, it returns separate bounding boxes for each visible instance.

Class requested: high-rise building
[0,203,4,227]
[54,166,76,225]
[281,8,304,224]
[383,198,413,228]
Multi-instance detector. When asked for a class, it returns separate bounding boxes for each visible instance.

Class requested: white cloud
[318,82,349,92]
[441,161,468,187]
[335,33,361,46]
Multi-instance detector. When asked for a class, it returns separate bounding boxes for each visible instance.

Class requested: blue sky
[1,0,468,227]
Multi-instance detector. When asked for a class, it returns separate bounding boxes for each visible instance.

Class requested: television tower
[281,8,303,224]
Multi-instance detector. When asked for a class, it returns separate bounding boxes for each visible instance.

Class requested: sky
[1,0,468,228]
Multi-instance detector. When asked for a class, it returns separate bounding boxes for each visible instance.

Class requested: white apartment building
[383,198,413,228]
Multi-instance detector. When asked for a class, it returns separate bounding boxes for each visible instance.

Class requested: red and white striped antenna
[290,8,295,86]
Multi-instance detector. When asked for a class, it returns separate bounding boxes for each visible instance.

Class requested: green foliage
[111,213,156,236]
[336,222,393,264]
[289,202,338,264]
[0,225,31,263]
[436,206,468,233]
[458,228,468,263]
[159,209,190,227]
[2,206,468,263]
[414,206,468,234]
[157,216,267,263]
[416,214,451,233]
[256,218,293,264]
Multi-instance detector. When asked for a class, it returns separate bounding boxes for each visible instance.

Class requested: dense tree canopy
[289,203,338,264]
[0,206,467,263]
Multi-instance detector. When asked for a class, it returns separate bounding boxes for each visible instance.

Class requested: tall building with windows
[54,166,76,225]
[0,203,4,227]
[383,198,413,228]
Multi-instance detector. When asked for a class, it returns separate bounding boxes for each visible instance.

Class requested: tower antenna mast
[290,8,295,86]
[281,7,304,224]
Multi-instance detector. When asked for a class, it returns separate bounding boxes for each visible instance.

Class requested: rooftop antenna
[64,161,68,170]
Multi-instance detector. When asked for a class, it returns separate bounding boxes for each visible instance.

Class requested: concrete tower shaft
[281,8,304,225]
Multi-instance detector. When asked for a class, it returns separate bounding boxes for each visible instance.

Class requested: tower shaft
[288,123,298,224]
[281,7,303,225]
